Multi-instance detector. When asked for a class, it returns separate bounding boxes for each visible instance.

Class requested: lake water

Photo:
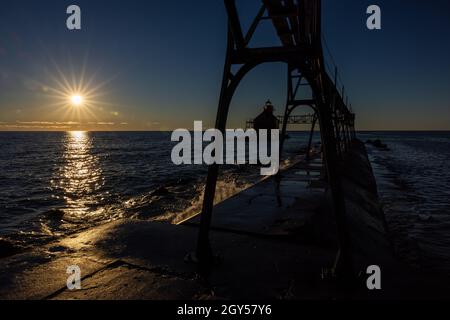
[1,131,449,273]
[360,131,450,273]
[0,131,312,243]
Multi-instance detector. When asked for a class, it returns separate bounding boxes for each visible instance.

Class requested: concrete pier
[0,140,448,299]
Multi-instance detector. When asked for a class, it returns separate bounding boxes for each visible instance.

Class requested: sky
[0,0,449,131]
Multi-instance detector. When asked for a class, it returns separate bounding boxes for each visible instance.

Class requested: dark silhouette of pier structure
[197,0,356,277]
[247,113,318,160]
[245,114,316,129]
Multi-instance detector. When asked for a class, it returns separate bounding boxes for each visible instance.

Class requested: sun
[39,60,117,125]
[70,95,83,106]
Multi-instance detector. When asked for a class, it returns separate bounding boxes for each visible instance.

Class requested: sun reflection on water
[52,131,105,221]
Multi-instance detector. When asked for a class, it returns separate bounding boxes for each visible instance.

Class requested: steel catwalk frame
[195,0,356,280]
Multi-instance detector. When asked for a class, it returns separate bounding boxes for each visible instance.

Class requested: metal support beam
[196,28,257,272]
[231,46,313,65]
[244,5,266,45]
[305,115,317,162]
[197,0,356,282]
[224,0,246,49]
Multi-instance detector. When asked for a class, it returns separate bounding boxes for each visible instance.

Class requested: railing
[322,34,353,112]
[246,114,315,129]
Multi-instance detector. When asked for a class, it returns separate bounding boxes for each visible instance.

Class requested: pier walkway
[2,141,446,300]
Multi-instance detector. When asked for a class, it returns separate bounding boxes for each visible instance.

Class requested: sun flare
[70,95,84,106]
[37,59,119,127]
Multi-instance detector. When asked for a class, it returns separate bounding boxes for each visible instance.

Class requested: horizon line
[1,129,450,133]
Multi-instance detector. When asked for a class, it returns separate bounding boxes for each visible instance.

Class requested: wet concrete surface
[1,140,449,299]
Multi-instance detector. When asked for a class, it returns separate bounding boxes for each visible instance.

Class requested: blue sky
[0,0,449,131]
